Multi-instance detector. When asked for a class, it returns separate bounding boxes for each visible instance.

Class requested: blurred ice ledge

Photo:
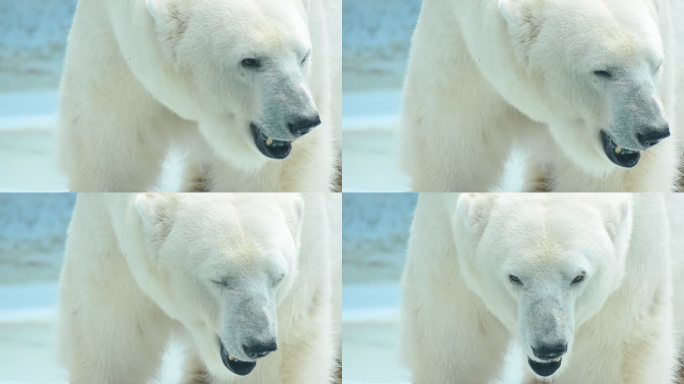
[0,91,57,131]
[343,92,401,131]
[344,284,400,323]
[0,284,56,323]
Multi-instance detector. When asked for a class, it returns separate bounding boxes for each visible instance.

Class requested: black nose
[243,340,278,359]
[532,343,567,360]
[637,125,670,148]
[288,114,321,137]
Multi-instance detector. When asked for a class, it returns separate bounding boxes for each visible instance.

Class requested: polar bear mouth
[600,131,640,168]
[528,357,562,377]
[251,123,292,160]
[220,341,257,376]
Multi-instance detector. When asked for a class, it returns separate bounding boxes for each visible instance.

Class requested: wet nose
[637,125,670,148]
[243,339,278,359]
[532,343,567,360]
[288,114,321,137]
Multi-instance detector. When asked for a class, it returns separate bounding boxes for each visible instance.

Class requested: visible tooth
[614,146,622,154]
[228,355,236,362]
[266,138,273,147]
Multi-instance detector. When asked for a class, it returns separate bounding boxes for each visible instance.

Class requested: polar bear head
[146,0,320,168]
[498,0,669,172]
[453,194,633,379]
[134,193,304,377]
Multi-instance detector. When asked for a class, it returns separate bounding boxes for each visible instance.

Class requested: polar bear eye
[593,70,613,79]
[211,279,229,288]
[571,272,586,285]
[273,273,285,287]
[508,274,523,286]
[241,58,261,69]
[654,60,663,73]
[301,53,310,65]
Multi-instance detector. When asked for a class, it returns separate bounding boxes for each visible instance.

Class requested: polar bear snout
[249,75,320,160]
[532,343,567,360]
[601,122,669,168]
[288,113,321,137]
[519,293,573,378]
[218,307,278,376]
[243,339,278,359]
[604,78,670,156]
[527,342,567,377]
[636,124,670,149]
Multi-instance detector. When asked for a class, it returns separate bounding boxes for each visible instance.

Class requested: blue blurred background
[0,194,74,383]
[0,194,74,284]
[0,0,75,93]
[342,0,420,192]
[0,1,74,191]
[343,0,421,93]
[342,193,416,384]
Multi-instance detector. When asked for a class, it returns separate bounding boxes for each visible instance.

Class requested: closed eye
[301,52,310,65]
[593,70,613,79]
[654,60,663,73]
[273,273,285,287]
[211,279,229,288]
[571,271,586,285]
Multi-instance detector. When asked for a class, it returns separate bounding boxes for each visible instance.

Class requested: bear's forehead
[481,199,611,260]
[537,0,660,51]
[488,198,613,241]
[207,0,307,39]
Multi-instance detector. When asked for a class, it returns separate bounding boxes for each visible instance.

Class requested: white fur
[58,0,340,192]
[57,193,340,383]
[401,193,683,383]
[401,0,683,192]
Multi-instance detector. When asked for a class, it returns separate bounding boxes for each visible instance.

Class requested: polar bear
[401,0,683,192]
[57,193,340,383]
[401,193,683,383]
[58,0,340,192]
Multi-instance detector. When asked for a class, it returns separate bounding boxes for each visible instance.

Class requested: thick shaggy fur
[402,194,683,383]
[401,0,683,192]
[58,193,340,383]
[58,0,340,192]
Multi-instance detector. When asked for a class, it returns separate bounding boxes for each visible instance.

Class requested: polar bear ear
[146,0,169,22]
[603,197,634,243]
[283,195,305,239]
[498,0,534,29]
[498,0,519,24]
[135,193,178,236]
[455,194,497,240]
